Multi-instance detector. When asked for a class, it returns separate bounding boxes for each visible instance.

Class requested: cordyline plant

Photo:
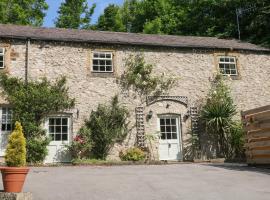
[0,73,75,163]
[120,53,177,101]
[200,74,244,159]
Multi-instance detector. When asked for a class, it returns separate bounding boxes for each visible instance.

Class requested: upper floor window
[218,56,238,76]
[92,51,113,72]
[0,48,4,69]
[1,107,12,132]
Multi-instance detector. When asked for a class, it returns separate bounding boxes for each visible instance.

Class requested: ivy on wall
[0,73,75,163]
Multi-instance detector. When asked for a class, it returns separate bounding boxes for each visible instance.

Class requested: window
[160,117,178,140]
[1,107,12,132]
[48,117,69,141]
[0,48,4,69]
[218,56,238,76]
[92,51,113,72]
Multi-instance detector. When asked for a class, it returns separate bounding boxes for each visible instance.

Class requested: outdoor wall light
[147,110,153,120]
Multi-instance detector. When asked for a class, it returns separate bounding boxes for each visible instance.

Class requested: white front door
[44,116,71,163]
[0,107,12,156]
[158,115,182,161]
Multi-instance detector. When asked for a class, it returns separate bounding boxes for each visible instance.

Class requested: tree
[55,0,96,29]
[0,0,48,26]
[95,4,125,32]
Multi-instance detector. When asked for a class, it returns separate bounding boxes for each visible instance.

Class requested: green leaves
[55,0,96,29]
[0,73,75,163]
[0,0,48,26]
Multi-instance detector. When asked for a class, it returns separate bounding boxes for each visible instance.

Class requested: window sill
[91,72,115,78]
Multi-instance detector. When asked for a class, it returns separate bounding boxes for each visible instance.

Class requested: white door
[158,115,182,160]
[44,116,71,163]
[0,107,12,156]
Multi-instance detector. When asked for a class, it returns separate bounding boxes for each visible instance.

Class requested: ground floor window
[159,116,178,140]
[1,107,12,132]
[47,117,69,141]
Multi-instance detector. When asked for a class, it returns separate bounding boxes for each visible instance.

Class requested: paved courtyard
[2,163,270,200]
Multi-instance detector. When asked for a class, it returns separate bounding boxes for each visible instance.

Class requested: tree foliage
[0,73,75,163]
[95,0,270,47]
[55,0,96,29]
[0,0,48,26]
[5,122,26,167]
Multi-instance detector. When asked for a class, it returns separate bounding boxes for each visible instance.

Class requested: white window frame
[0,48,5,69]
[45,116,70,144]
[92,51,113,73]
[0,107,12,132]
[218,56,238,76]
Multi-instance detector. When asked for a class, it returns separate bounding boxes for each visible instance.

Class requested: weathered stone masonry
[0,25,270,161]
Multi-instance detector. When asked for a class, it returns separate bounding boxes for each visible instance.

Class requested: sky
[44,0,124,27]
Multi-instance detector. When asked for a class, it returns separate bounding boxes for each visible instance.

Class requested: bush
[0,73,75,163]
[84,95,129,159]
[5,122,26,167]
[229,121,245,159]
[119,147,146,161]
[67,126,92,159]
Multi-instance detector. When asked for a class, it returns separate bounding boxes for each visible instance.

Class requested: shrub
[5,122,26,167]
[84,95,129,159]
[119,147,146,161]
[67,126,92,159]
[229,121,245,159]
[0,73,75,163]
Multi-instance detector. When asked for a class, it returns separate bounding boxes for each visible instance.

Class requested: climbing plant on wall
[120,53,177,100]
[0,73,75,163]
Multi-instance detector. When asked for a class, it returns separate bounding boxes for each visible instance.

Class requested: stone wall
[1,39,270,160]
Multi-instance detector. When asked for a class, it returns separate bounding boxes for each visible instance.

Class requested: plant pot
[0,167,29,193]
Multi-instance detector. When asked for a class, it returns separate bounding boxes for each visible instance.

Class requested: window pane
[93,53,99,58]
[230,64,236,70]
[160,119,165,125]
[49,126,54,133]
[166,126,171,132]
[220,57,225,62]
[55,126,61,133]
[6,124,11,131]
[106,53,111,58]
[167,133,171,139]
[55,134,61,141]
[100,53,105,58]
[230,58,235,62]
[93,65,99,71]
[172,133,177,139]
[0,48,3,53]
[93,60,98,65]
[160,126,165,132]
[49,118,55,125]
[0,62,3,67]
[100,66,105,71]
[0,56,3,61]
[225,57,230,62]
[172,126,176,132]
[56,118,61,125]
[2,108,6,114]
[166,119,170,124]
[171,118,176,125]
[100,60,105,65]
[62,126,68,133]
[161,133,166,140]
[106,60,112,65]
[62,134,68,141]
[1,124,6,131]
[106,66,112,72]
[231,70,237,75]
[62,118,67,125]
[50,134,54,140]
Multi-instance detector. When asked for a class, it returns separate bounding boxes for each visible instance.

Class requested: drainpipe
[25,38,30,84]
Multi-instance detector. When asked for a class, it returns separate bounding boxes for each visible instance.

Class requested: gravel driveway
[2,163,270,200]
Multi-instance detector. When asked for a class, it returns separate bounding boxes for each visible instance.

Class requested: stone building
[0,24,269,163]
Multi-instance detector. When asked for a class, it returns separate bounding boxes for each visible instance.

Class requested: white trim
[0,47,5,69]
[92,51,113,73]
[218,56,238,76]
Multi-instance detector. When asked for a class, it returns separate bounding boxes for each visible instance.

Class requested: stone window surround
[214,52,241,80]
[0,43,11,71]
[218,55,238,76]
[90,49,116,78]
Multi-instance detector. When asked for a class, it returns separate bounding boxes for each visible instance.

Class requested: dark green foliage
[0,0,48,26]
[84,95,129,159]
[95,0,270,47]
[55,0,96,29]
[0,73,75,163]
[200,74,244,159]
[119,147,146,161]
[67,126,92,160]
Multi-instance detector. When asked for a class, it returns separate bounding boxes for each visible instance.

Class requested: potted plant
[0,121,29,192]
